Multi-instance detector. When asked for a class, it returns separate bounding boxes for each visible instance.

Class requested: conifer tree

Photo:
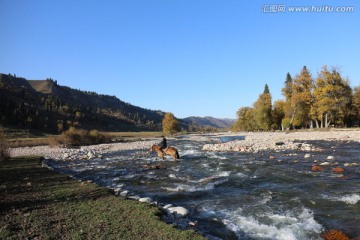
[281,73,294,130]
[264,84,270,94]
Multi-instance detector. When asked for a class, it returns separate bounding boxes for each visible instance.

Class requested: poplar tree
[232,107,256,131]
[253,84,272,130]
[272,100,285,130]
[289,66,314,128]
[162,112,180,135]
[352,87,360,124]
[312,66,352,128]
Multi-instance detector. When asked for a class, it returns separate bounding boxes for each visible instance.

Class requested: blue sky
[1,0,359,119]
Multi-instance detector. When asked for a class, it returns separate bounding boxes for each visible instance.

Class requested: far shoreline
[8,129,360,161]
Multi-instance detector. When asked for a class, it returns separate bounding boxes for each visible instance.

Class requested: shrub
[56,128,111,146]
[89,130,111,144]
[0,129,10,160]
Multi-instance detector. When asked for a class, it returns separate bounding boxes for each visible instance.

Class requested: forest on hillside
[233,65,360,131]
[0,74,165,133]
[0,74,233,134]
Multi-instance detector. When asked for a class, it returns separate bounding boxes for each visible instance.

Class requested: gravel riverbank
[202,129,360,153]
[9,140,159,161]
[9,129,360,160]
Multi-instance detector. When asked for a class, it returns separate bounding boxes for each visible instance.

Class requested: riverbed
[44,134,360,240]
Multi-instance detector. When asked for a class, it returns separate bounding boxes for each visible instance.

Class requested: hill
[0,74,234,133]
[183,116,235,129]
[0,74,165,133]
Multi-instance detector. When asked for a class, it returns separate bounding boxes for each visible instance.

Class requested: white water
[45,138,360,239]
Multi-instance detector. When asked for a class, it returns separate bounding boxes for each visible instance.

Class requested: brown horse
[150,145,180,161]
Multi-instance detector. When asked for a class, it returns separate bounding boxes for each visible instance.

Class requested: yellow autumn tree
[352,87,360,122]
[312,66,352,128]
[253,84,272,130]
[272,100,285,130]
[232,107,256,131]
[162,112,181,135]
[286,66,314,129]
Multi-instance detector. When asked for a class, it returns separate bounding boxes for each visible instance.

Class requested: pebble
[119,190,129,197]
[163,204,173,209]
[139,197,152,203]
[166,206,189,218]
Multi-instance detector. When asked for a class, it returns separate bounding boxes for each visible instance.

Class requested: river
[45,135,360,240]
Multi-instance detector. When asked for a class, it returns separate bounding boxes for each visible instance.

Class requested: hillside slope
[0,74,234,133]
[183,116,235,129]
[0,74,164,132]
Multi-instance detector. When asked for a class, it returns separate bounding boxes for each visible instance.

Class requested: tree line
[233,65,360,131]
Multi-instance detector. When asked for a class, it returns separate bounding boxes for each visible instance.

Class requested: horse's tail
[175,150,180,159]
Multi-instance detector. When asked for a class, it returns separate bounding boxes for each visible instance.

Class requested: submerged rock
[311,165,325,172]
[332,167,345,174]
[321,229,350,240]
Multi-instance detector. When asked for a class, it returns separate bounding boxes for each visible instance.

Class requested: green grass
[0,157,204,240]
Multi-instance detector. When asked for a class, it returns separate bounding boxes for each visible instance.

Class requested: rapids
[45,136,360,240]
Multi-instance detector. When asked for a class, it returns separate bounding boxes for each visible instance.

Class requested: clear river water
[45,135,360,240]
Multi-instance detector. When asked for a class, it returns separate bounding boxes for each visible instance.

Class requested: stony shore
[202,129,360,153]
[9,129,360,161]
[9,140,159,161]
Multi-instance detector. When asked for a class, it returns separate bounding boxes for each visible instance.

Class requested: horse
[150,145,180,161]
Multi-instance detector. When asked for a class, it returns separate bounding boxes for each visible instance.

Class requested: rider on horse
[157,136,167,153]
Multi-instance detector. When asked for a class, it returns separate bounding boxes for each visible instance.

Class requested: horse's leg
[169,150,177,161]
[158,151,164,160]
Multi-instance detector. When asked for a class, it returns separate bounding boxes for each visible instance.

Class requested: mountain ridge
[0,73,234,132]
[183,116,235,129]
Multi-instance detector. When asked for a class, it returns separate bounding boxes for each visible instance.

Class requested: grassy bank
[3,130,163,148]
[0,157,204,240]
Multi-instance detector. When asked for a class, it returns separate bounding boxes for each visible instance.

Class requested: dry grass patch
[0,129,10,160]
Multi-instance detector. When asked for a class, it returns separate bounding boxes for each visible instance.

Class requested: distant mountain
[183,116,235,129]
[0,73,235,133]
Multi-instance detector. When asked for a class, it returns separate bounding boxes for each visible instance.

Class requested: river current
[45,135,360,240]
